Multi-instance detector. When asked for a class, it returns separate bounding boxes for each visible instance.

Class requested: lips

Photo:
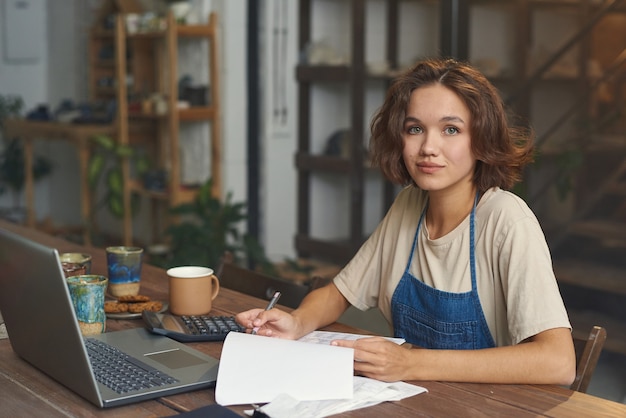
[417,162,443,174]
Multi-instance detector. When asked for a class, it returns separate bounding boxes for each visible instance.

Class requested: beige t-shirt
[334,186,571,346]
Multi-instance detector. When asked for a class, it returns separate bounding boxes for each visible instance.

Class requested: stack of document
[298,330,405,345]
[257,376,427,418]
[215,330,426,415]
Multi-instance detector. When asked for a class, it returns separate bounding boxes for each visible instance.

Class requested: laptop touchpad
[145,349,208,369]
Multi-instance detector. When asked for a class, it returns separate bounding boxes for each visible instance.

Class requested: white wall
[0,0,99,222]
[45,0,89,227]
[0,0,48,107]
[215,0,248,220]
[0,0,49,211]
[260,0,297,261]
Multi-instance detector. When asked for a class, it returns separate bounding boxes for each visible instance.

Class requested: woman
[237,58,576,385]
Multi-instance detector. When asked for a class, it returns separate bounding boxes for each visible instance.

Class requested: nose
[420,130,439,156]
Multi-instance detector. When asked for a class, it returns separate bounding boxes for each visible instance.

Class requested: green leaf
[87,153,105,187]
[135,154,150,175]
[106,168,124,195]
[107,193,124,218]
[115,144,134,158]
[158,177,271,270]
[92,134,115,151]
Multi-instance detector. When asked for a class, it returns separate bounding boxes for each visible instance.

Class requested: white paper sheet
[257,376,428,418]
[298,330,405,345]
[215,332,354,406]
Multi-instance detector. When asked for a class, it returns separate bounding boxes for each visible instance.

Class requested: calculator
[142,310,245,342]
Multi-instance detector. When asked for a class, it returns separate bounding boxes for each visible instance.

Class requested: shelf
[127,30,166,39]
[127,106,217,122]
[567,220,626,246]
[128,179,168,200]
[172,187,200,206]
[179,106,216,121]
[472,0,624,11]
[94,87,117,96]
[94,60,116,68]
[295,234,365,265]
[128,111,166,120]
[296,65,350,82]
[177,24,214,37]
[295,153,379,174]
[88,5,221,246]
[129,179,199,206]
[296,64,403,83]
[553,259,626,296]
[528,0,626,13]
[295,153,353,174]
[90,28,114,39]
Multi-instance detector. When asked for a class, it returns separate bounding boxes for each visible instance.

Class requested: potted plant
[155,178,274,274]
[87,134,150,219]
[0,95,53,222]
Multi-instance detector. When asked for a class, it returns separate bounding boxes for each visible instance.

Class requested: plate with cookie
[105,294,168,319]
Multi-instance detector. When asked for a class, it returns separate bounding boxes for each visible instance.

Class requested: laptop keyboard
[85,338,179,394]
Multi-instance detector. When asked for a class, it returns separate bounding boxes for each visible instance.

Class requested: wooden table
[3,119,116,246]
[1,220,626,417]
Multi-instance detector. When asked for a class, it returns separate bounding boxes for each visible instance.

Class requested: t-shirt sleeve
[333,211,390,311]
[333,186,421,312]
[497,214,571,345]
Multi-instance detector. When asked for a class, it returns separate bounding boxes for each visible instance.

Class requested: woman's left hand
[332,337,414,382]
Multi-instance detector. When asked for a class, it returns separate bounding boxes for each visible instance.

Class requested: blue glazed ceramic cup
[106,246,143,297]
[67,275,108,336]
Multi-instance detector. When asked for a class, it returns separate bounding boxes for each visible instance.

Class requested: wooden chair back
[570,325,607,393]
[217,254,311,309]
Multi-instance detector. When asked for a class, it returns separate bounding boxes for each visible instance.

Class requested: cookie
[104,301,129,313]
[143,301,163,312]
[127,301,163,313]
[117,294,151,303]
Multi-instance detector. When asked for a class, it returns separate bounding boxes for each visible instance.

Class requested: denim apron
[391,194,496,349]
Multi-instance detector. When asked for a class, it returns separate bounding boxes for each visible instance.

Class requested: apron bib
[391,193,495,349]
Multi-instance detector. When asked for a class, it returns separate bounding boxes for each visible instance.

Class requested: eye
[443,126,460,135]
[407,126,422,135]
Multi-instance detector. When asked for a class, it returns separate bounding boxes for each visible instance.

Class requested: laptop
[0,228,219,408]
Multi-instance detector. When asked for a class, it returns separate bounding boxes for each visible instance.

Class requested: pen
[251,291,281,335]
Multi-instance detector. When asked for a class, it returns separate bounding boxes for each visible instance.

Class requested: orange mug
[167,266,220,316]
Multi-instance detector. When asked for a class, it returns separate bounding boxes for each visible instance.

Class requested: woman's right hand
[236,282,350,340]
[235,307,301,339]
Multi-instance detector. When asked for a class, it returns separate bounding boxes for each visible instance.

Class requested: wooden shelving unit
[89,2,221,246]
[164,11,222,207]
[295,0,404,265]
[513,0,626,358]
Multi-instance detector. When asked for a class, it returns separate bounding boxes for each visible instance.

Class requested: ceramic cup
[62,262,87,278]
[67,275,108,336]
[59,252,92,274]
[167,266,220,316]
[106,246,143,297]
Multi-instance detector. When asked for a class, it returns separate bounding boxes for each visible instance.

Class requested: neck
[425,187,477,239]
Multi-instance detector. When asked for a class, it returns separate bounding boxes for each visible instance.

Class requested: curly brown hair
[370,57,535,192]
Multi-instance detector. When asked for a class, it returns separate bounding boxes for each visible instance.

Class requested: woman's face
[401,84,476,195]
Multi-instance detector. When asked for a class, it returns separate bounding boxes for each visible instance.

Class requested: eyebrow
[441,115,465,124]
[403,115,466,124]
